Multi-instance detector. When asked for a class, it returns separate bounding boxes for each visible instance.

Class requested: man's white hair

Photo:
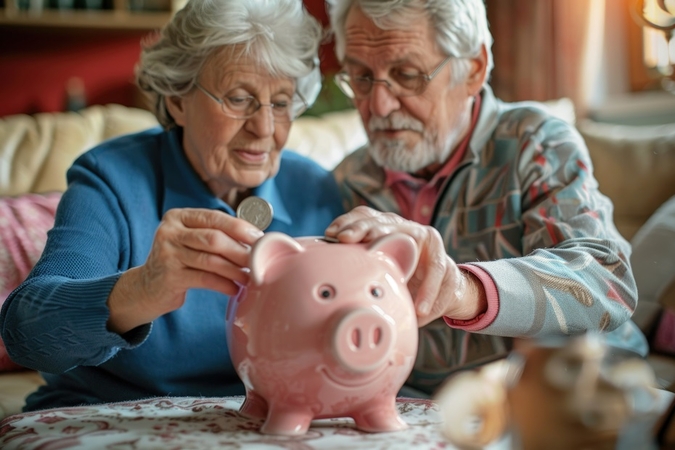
[327,0,494,85]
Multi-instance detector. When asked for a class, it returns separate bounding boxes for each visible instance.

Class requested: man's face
[342,6,485,174]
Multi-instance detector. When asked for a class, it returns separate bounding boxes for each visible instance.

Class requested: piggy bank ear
[250,232,304,285]
[367,233,419,283]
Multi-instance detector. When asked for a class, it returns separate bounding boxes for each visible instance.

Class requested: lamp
[632,0,675,90]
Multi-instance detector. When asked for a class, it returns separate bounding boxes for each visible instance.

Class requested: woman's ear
[465,44,488,96]
[165,95,187,127]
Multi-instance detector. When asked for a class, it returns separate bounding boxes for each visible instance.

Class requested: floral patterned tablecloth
[0,396,464,449]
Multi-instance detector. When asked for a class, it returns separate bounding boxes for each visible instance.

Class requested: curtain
[486,0,606,118]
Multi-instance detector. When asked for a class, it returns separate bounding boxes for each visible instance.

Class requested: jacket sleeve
[469,117,638,338]
[0,152,150,374]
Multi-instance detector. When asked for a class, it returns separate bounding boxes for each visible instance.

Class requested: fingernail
[249,228,264,239]
[419,302,430,315]
[325,224,337,234]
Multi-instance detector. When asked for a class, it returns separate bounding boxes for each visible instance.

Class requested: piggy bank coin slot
[319,236,340,243]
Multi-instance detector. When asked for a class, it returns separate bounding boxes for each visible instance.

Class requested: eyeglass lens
[335,56,452,99]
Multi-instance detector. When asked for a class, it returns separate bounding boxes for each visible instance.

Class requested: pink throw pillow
[653,309,675,356]
[0,192,61,371]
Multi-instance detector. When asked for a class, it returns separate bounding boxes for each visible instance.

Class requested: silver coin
[236,196,273,231]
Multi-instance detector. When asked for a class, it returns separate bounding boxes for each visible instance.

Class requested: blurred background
[1,0,675,125]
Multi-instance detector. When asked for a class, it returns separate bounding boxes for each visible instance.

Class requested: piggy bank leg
[351,399,407,432]
[239,390,268,420]
[261,405,313,436]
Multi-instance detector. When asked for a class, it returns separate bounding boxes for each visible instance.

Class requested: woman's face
[167,49,295,202]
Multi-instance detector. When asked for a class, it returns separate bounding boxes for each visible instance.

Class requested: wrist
[444,269,487,320]
[107,267,156,334]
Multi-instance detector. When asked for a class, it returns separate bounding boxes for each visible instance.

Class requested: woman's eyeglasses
[195,82,308,123]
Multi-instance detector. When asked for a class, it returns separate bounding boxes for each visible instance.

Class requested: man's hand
[326,206,486,326]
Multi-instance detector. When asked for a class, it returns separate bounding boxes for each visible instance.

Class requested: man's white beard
[367,112,459,173]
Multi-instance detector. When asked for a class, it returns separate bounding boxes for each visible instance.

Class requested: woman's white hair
[327,0,493,86]
[136,0,323,129]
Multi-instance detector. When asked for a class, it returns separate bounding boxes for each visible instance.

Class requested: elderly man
[324,0,647,395]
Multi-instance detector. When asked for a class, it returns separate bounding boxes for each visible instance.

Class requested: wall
[0,28,150,116]
[0,0,337,117]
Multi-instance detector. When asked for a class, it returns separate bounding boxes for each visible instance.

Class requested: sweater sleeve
[444,264,500,331]
[0,152,151,374]
[470,118,638,340]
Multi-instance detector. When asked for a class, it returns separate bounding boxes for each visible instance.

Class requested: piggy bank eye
[370,285,384,299]
[316,284,336,300]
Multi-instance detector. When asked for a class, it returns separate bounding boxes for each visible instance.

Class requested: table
[0,392,671,449]
[0,396,473,449]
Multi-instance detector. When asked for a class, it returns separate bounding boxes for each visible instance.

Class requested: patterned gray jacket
[332,86,647,394]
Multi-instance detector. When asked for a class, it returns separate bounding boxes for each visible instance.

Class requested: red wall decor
[0,28,150,117]
[0,0,340,117]
[303,0,340,75]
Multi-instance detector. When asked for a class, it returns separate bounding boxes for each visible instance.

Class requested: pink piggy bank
[225,232,420,436]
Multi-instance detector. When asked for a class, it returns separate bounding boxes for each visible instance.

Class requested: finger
[338,217,395,243]
[413,259,445,321]
[329,210,409,243]
[178,247,250,286]
[184,267,243,296]
[178,228,252,268]
[412,229,448,319]
[176,208,264,246]
[325,206,380,238]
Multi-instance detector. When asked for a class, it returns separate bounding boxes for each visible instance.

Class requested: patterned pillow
[0,192,61,371]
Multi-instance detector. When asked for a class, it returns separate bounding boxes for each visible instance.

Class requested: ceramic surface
[226,232,420,435]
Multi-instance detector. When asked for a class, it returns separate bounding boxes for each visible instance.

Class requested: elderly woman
[0,0,343,411]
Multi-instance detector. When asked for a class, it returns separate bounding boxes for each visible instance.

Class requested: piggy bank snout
[332,309,395,373]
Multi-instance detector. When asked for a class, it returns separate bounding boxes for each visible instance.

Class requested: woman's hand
[325,206,486,327]
[107,208,264,334]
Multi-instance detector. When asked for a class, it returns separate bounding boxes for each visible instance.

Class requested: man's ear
[465,44,488,96]
[165,95,187,127]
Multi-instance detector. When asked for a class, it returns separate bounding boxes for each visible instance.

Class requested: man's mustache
[368,114,425,133]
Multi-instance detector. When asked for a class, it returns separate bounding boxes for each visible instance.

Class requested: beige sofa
[1,100,674,418]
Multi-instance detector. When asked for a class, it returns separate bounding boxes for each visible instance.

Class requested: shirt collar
[469,85,501,156]
[160,128,292,225]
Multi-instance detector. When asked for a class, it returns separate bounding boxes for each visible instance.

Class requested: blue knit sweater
[0,127,345,411]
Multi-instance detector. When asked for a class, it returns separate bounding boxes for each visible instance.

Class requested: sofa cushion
[286,109,367,170]
[0,370,45,419]
[0,192,61,371]
[0,104,158,196]
[577,119,675,240]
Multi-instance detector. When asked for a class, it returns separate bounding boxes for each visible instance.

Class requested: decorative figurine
[434,334,661,450]
[226,232,420,436]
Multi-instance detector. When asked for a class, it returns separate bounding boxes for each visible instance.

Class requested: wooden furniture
[0,0,178,30]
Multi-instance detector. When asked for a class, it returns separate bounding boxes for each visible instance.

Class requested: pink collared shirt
[383,96,499,330]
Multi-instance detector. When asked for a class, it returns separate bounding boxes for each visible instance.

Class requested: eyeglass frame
[194,82,308,123]
[334,55,454,99]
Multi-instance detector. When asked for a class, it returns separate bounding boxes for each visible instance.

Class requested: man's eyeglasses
[334,56,453,99]
[195,82,308,123]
